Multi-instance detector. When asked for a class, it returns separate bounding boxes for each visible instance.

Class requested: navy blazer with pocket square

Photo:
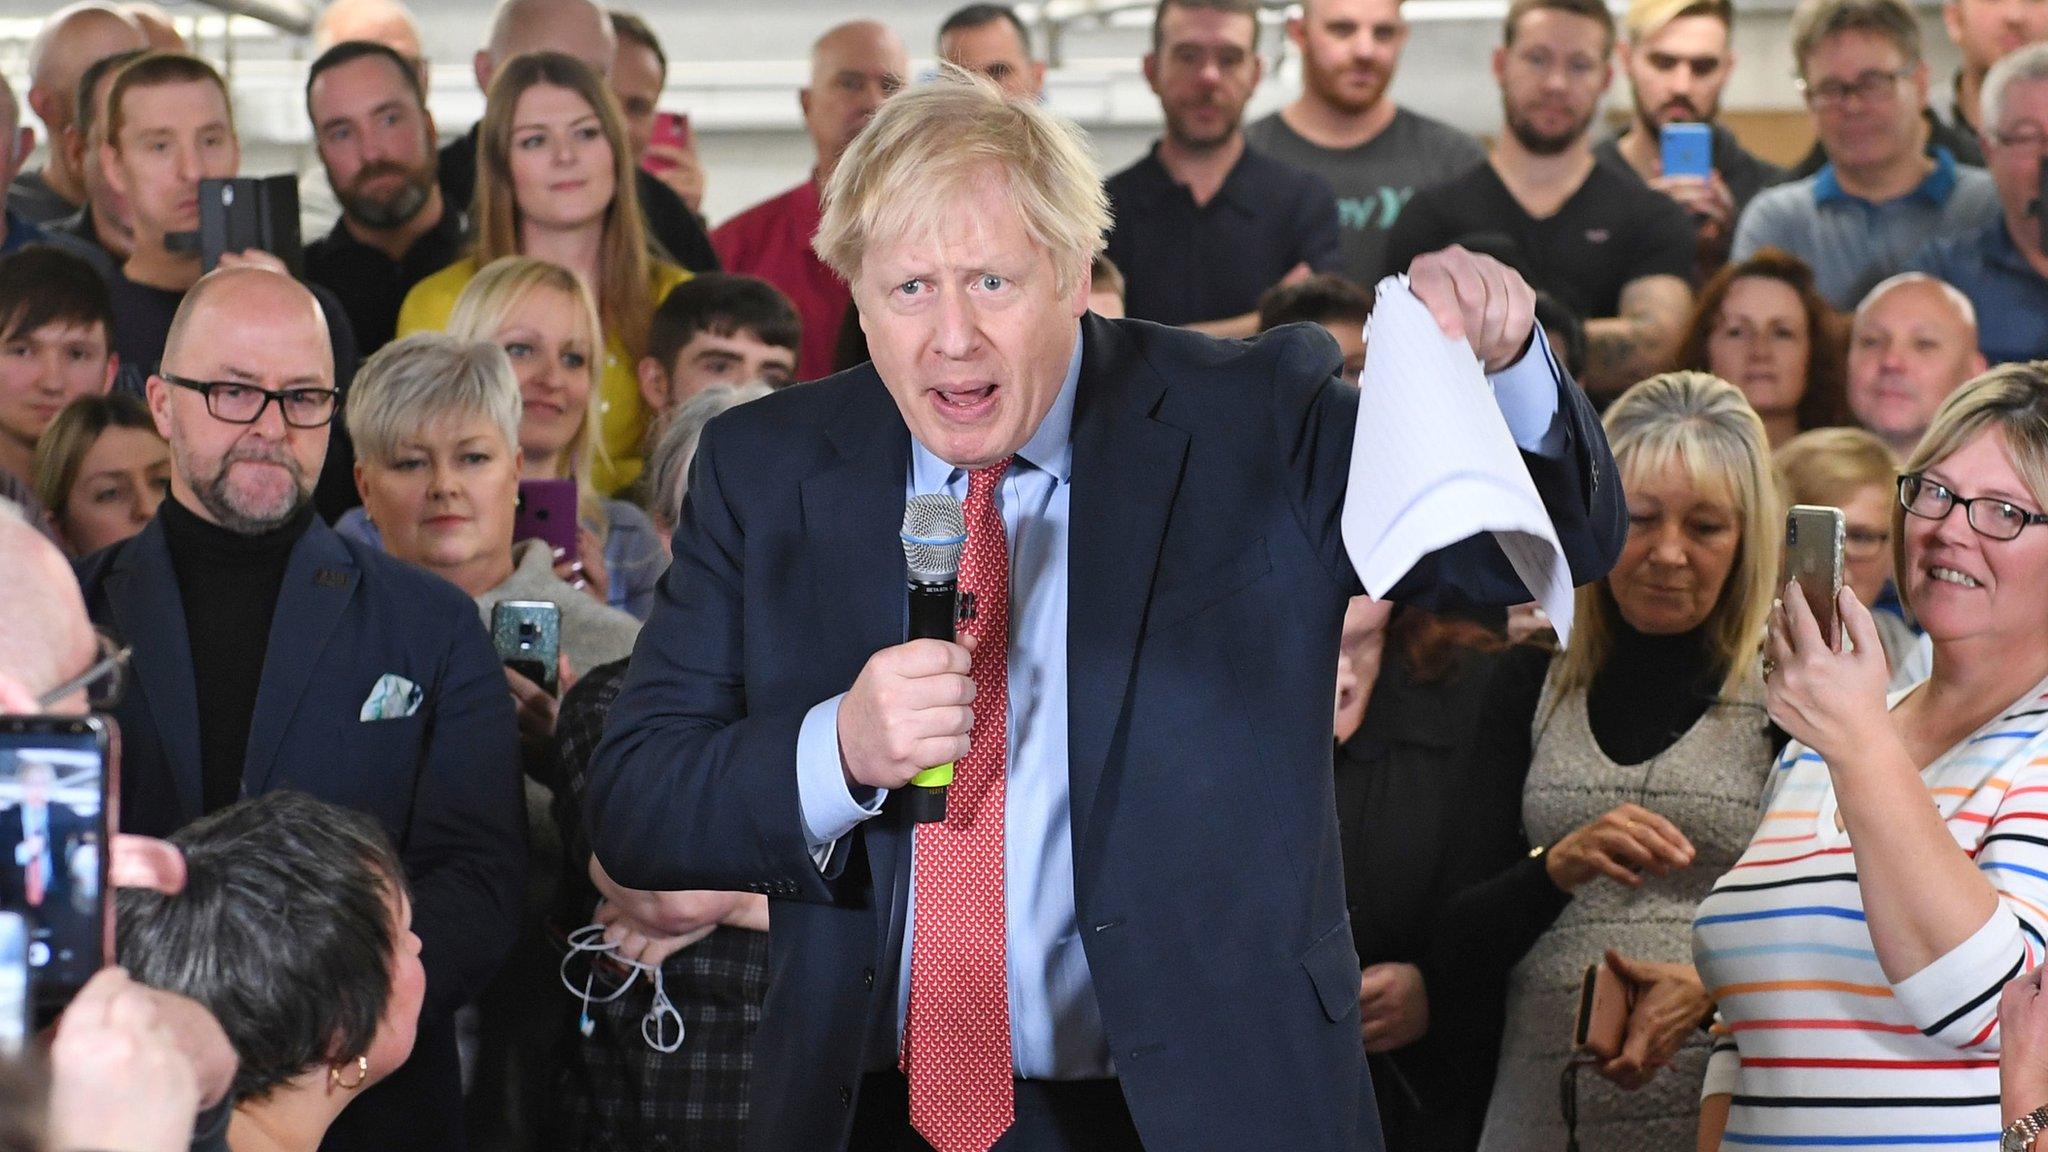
[76,513,526,1152]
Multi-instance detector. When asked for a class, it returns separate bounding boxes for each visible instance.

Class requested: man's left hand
[1407,245,1536,374]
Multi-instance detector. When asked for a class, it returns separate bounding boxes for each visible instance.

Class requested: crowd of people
[0,0,2047,1149]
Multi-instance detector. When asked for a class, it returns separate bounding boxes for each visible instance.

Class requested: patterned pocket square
[359,673,423,722]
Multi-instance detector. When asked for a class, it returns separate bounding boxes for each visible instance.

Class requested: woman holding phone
[1694,365,2048,1151]
[1454,373,1781,1152]
[356,258,666,619]
[396,50,688,499]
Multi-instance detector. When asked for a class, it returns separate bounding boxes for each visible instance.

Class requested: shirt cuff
[796,694,885,867]
[1485,322,1567,457]
[1891,905,2020,1037]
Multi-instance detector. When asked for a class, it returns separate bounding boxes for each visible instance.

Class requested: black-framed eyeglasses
[34,631,130,711]
[1797,66,1912,108]
[160,373,339,428]
[1899,473,2048,541]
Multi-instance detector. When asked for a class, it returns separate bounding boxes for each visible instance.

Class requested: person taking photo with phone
[1695,364,2048,1150]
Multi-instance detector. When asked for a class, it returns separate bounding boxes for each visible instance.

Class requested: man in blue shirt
[1732,0,1999,309]
[590,72,1625,1152]
[1910,42,2048,364]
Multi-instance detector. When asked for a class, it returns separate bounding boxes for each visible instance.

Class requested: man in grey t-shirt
[1244,0,1484,286]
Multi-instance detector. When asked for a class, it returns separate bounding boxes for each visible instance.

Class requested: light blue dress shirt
[794,318,1565,1079]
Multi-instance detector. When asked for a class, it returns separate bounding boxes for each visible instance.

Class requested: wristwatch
[2003,1105,2048,1151]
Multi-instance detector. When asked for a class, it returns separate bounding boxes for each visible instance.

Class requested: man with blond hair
[1597,0,1782,274]
[590,71,1624,1152]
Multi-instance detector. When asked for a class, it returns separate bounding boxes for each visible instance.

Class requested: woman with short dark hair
[117,791,423,1152]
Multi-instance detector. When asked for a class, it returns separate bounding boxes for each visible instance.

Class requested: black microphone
[898,494,966,823]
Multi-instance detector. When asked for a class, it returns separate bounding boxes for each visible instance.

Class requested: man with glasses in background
[1910,42,2048,363]
[73,265,526,1152]
[1732,0,1999,309]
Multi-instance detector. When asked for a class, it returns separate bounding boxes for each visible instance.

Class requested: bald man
[0,76,48,261]
[14,3,145,225]
[122,3,184,52]
[1848,273,1989,458]
[436,0,718,272]
[74,267,524,1152]
[711,19,908,380]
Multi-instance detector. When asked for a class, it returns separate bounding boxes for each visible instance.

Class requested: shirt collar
[1128,142,1258,214]
[910,321,1082,492]
[1813,146,1961,206]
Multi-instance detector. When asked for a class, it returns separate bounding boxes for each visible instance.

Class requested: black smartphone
[198,175,303,277]
[0,714,114,1028]
[0,912,28,1057]
[1785,504,1847,652]
[492,600,561,695]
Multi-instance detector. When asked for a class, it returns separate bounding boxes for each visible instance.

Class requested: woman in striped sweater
[1694,365,2048,1150]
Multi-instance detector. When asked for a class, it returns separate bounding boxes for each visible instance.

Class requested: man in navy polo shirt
[1732,0,1998,310]
[1910,42,2048,364]
[1104,0,1341,338]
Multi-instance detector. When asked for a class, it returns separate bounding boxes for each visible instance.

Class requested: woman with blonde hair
[31,393,169,557]
[1449,372,1782,1152]
[1697,364,2048,1151]
[357,258,666,618]
[1775,426,1925,683]
[396,50,687,497]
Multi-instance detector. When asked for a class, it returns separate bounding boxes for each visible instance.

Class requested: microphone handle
[899,579,956,824]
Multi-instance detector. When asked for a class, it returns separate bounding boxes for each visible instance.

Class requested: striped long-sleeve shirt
[1692,676,2048,1149]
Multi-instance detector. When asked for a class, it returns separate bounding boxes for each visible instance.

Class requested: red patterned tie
[903,457,1015,1152]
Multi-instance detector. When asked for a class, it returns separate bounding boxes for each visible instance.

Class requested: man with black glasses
[74,265,526,1152]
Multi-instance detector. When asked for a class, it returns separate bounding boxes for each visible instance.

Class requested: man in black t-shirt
[1387,0,1694,401]
[301,41,460,357]
[1103,0,1341,335]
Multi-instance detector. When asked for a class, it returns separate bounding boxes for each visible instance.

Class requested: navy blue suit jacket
[76,514,526,1152]
[588,314,1624,1152]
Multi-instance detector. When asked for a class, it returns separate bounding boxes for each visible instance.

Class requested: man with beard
[74,265,525,1152]
[1732,0,1999,309]
[1243,0,1485,286]
[97,52,363,518]
[302,40,461,355]
[1104,0,1339,336]
[1595,0,1783,277]
[295,0,429,245]
[1385,0,1695,401]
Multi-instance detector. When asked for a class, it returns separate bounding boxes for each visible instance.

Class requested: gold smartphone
[1785,505,1846,651]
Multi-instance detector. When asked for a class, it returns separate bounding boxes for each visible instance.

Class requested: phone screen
[0,717,109,1021]
[0,913,26,1057]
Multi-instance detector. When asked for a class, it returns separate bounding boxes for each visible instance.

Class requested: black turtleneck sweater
[159,495,315,813]
[1583,607,1723,766]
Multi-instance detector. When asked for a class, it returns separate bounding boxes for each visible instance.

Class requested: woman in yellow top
[398,50,686,494]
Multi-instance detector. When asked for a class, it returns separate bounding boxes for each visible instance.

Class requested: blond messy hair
[1553,371,1783,702]
[812,65,1110,298]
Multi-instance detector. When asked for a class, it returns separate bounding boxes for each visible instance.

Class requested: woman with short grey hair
[642,383,773,538]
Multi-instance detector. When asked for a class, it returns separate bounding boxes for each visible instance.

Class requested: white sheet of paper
[1339,275,1577,646]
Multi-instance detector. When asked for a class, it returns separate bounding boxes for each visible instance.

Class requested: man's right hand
[837,637,977,792]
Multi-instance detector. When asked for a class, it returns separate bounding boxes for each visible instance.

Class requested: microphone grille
[901,494,967,581]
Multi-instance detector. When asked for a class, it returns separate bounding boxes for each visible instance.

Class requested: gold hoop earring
[329,1055,369,1091]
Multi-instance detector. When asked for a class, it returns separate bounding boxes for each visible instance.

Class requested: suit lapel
[1066,316,1189,853]
[245,520,358,796]
[798,376,912,932]
[105,519,204,819]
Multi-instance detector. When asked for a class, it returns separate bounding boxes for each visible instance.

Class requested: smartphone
[1785,504,1847,651]
[1660,122,1713,180]
[514,478,579,562]
[642,111,691,176]
[0,913,27,1057]
[1573,959,1632,1060]
[492,600,562,695]
[0,714,114,1029]
[198,175,303,277]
